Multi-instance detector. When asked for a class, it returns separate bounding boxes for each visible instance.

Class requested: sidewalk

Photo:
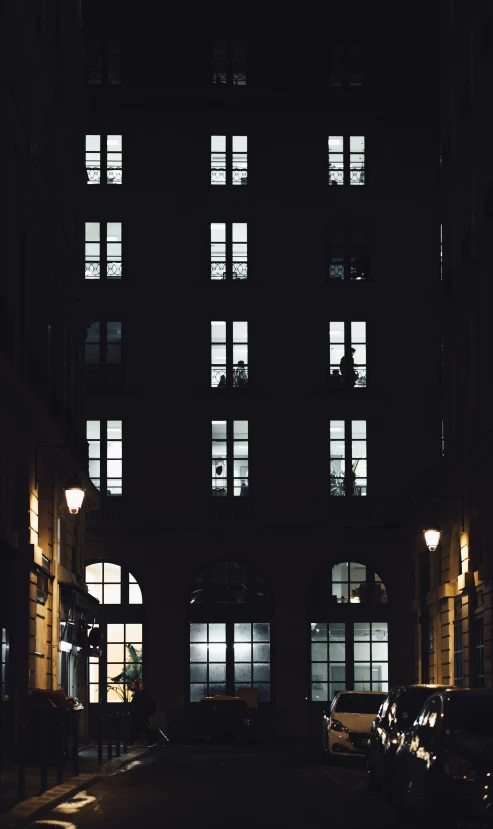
[0,743,150,829]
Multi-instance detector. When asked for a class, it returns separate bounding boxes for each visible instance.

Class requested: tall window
[87,39,121,85]
[327,223,369,280]
[454,622,463,686]
[330,420,367,496]
[328,136,365,185]
[211,222,247,280]
[212,420,248,497]
[85,563,143,705]
[211,321,248,387]
[188,560,273,703]
[329,44,363,88]
[87,420,123,495]
[310,563,388,702]
[85,222,122,280]
[85,322,122,385]
[329,322,367,388]
[473,614,484,687]
[212,42,246,85]
[85,134,122,184]
[211,136,247,185]
[1,628,9,700]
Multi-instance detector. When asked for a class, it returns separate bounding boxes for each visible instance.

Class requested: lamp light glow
[424,529,441,552]
[64,474,86,514]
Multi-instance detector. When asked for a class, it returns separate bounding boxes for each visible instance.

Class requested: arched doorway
[187,559,273,703]
[85,561,144,732]
[309,561,388,703]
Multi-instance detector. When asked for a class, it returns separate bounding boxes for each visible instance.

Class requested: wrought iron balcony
[85,262,100,279]
[85,167,122,184]
[211,365,249,387]
[328,166,365,186]
[107,261,122,278]
[329,260,368,280]
[211,263,247,280]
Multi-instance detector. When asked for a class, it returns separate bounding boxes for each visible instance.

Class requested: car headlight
[444,755,478,782]
[330,718,350,734]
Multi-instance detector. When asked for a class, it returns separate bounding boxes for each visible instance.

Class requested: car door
[407,695,443,811]
[372,692,393,780]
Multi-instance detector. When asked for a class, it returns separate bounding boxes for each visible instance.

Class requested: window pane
[190,623,207,642]
[190,684,207,702]
[253,663,269,682]
[234,622,251,642]
[253,643,270,661]
[312,682,328,701]
[190,644,207,662]
[211,135,226,151]
[235,663,252,682]
[87,583,102,603]
[107,624,124,642]
[129,584,143,604]
[89,685,99,702]
[107,644,124,662]
[190,664,208,682]
[103,584,121,604]
[87,420,100,439]
[125,624,143,642]
[253,623,270,641]
[209,623,226,642]
[311,643,327,661]
[104,563,121,583]
[85,563,102,583]
[234,643,252,661]
[311,622,327,641]
[312,663,328,681]
[209,644,226,662]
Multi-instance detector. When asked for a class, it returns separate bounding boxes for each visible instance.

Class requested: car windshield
[448,697,493,737]
[335,694,387,714]
[399,690,440,724]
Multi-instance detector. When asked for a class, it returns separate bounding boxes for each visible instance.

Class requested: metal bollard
[17,723,26,801]
[41,725,49,792]
[56,715,64,785]
[97,716,103,766]
[107,714,113,761]
[72,716,79,777]
[114,714,121,757]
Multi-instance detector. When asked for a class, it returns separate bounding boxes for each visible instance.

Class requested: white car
[322,691,387,757]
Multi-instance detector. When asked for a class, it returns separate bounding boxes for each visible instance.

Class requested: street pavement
[21,743,410,829]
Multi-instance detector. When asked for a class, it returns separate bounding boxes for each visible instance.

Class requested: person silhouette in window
[217,374,226,387]
[234,360,247,387]
[340,348,359,387]
[330,369,343,387]
[240,480,249,496]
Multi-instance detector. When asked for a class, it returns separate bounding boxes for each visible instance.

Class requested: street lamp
[63,474,86,515]
[424,529,441,552]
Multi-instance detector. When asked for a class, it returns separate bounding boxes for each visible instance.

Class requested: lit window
[85,322,122,385]
[329,322,366,388]
[212,420,248,497]
[87,420,123,495]
[85,563,143,704]
[211,136,247,185]
[330,420,367,496]
[328,135,365,185]
[87,40,121,85]
[311,621,388,701]
[85,134,122,184]
[85,222,122,280]
[188,560,272,703]
[212,42,246,85]
[328,223,369,280]
[211,321,248,387]
[211,222,247,280]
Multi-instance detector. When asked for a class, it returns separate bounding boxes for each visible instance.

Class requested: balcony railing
[85,262,101,279]
[328,166,365,186]
[330,473,367,497]
[329,365,367,388]
[211,365,249,387]
[85,167,122,184]
[211,263,247,279]
[329,259,368,280]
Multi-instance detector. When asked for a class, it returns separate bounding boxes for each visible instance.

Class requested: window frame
[87,38,121,85]
[212,42,247,86]
[87,419,123,496]
[210,221,248,281]
[85,221,122,281]
[328,135,366,186]
[329,321,367,389]
[210,136,248,186]
[85,134,122,185]
[85,321,123,386]
[330,419,368,497]
[327,222,370,281]
[211,420,249,498]
[211,320,249,388]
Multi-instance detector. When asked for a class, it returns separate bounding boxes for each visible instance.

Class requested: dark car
[394,688,493,827]
[367,684,447,795]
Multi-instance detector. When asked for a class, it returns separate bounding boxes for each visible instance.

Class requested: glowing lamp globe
[424,529,441,552]
[64,475,86,515]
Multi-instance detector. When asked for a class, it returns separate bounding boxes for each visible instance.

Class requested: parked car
[367,684,447,795]
[322,691,387,757]
[393,688,493,827]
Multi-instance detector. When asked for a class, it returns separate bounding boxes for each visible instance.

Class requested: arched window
[309,561,388,702]
[188,559,273,703]
[85,562,144,707]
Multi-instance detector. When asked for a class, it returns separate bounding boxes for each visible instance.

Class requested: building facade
[0,0,99,767]
[408,0,493,691]
[81,4,440,738]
